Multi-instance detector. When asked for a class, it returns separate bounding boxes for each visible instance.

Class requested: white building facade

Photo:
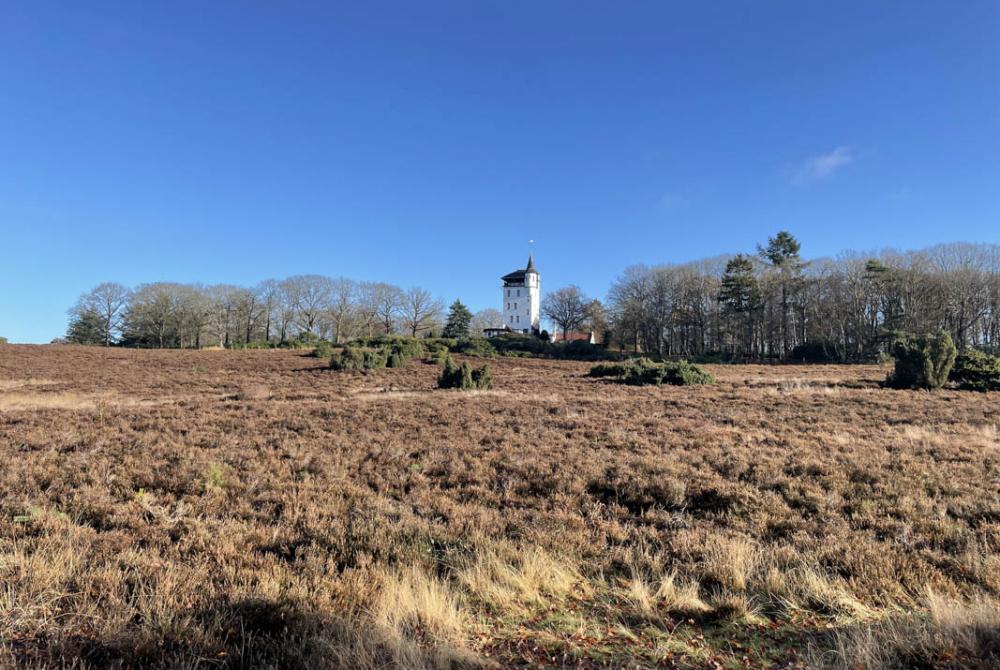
[500,256,540,333]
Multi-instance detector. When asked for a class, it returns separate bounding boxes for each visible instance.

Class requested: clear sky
[2,2,998,343]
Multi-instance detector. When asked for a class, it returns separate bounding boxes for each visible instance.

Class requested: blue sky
[1,2,998,343]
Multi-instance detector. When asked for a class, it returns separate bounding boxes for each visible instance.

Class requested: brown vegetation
[1,345,998,668]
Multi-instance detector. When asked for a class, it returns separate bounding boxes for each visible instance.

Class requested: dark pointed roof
[501,255,539,283]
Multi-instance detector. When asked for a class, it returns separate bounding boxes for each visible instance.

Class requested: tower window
[517,289,520,297]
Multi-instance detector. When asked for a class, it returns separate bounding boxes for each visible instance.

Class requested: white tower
[500,255,540,333]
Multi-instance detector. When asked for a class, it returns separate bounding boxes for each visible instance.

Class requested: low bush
[489,334,549,357]
[471,362,492,389]
[363,348,388,370]
[392,338,426,360]
[659,360,715,386]
[622,361,668,386]
[0,336,7,345]
[424,337,459,352]
[423,347,449,365]
[885,330,956,390]
[387,348,407,369]
[550,340,614,361]
[289,332,323,349]
[454,338,495,358]
[591,358,713,386]
[351,336,426,358]
[950,349,1000,391]
[588,361,633,378]
[437,355,492,390]
[330,346,365,371]
[310,341,334,358]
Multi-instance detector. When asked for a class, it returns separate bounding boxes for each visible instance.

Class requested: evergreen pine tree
[66,309,108,345]
[718,254,762,357]
[442,300,473,339]
[758,231,804,357]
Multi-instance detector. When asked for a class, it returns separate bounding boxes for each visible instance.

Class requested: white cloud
[792,146,853,183]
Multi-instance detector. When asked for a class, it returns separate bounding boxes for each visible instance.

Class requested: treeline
[66,277,501,348]
[66,236,1000,362]
[606,236,1000,361]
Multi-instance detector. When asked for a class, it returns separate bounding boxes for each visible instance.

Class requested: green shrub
[489,334,549,357]
[330,346,365,371]
[471,363,492,389]
[950,349,1000,391]
[484,333,616,361]
[551,340,613,361]
[350,336,426,358]
[310,341,333,358]
[454,338,496,358]
[290,332,323,349]
[0,336,7,345]
[437,355,462,388]
[660,360,715,386]
[387,348,407,368]
[592,358,713,387]
[363,348,389,370]
[885,330,957,390]
[426,347,450,365]
[438,355,492,390]
[622,364,664,386]
[424,337,459,352]
[588,361,631,378]
[393,338,425,359]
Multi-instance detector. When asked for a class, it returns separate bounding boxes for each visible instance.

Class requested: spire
[526,254,536,273]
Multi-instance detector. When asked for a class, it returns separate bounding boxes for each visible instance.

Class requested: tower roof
[501,255,539,282]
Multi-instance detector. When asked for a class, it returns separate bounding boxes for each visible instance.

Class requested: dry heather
[1,345,998,669]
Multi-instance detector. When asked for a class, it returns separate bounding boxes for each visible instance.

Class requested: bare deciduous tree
[373,283,404,335]
[400,286,444,337]
[284,275,334,337]
[542,285,590,339]
[69,282,132,346]
[328,278,358,343]
[469,308,503,336]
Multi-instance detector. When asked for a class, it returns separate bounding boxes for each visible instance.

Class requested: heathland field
[1,345,998,669]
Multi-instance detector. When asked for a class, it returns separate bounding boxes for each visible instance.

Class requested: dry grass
[815,591,1000,669]
[1,344,999,668]
[456,543,582,615]
[375,566,467,645]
